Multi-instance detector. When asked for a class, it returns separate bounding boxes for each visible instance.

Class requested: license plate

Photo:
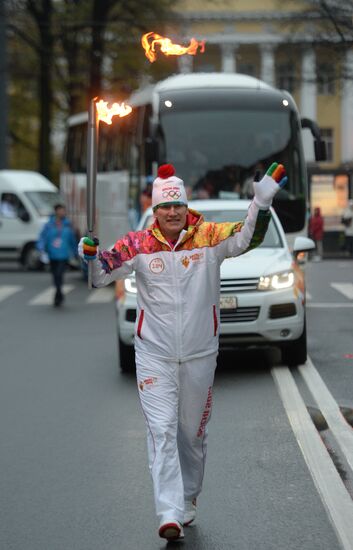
[220,295,237,309]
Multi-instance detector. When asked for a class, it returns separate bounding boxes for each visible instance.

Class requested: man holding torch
[79,162,287,541]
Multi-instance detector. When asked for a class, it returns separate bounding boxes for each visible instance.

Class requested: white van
[0,170,62,269]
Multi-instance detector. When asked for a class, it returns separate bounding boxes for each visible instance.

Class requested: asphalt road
[0,260,352,550]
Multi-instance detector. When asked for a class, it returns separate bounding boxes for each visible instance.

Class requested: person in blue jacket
[37,203,77,306]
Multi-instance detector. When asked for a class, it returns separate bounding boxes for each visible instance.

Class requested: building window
[238,63,256,77]
[317,63,335,95]
[276,62,296,93]
[320,128,334,162]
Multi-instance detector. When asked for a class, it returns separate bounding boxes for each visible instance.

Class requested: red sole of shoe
[159,523,181,540]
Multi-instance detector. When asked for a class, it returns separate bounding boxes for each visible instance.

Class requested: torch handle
[87,230,93,289]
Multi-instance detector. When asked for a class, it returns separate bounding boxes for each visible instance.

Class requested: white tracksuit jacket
[90,200,270,361]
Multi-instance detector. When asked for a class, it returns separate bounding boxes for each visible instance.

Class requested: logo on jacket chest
[181,252,204,268]
[149,257,165,274]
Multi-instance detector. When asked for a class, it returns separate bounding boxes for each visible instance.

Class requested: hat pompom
[158,164,175,179]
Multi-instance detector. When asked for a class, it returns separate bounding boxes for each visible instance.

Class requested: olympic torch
[86,99,99,289]
[86,98,132,289]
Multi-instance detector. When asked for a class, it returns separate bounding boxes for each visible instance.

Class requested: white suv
[115,200,314,371]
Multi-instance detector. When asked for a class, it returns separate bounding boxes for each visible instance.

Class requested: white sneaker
[183,498,197,526]
[159,521,184,541]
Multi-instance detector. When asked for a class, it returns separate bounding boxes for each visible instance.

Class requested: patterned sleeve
[212,201,271,261]
[91,232,138,287]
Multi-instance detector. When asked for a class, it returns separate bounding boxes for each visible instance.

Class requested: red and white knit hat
[152,164,188,210]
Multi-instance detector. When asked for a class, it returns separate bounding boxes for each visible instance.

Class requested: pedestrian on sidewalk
[78,162,287,542]
[309,206,324,261]
[341,200,353,257]
[37,203,77,307]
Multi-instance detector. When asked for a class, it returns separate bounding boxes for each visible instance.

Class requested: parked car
[115,200,314,371]
[0,170,62,269]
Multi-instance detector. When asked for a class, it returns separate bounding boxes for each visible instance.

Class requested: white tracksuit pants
[136,351,217,526]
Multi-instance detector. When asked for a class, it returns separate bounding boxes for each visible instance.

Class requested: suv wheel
[118,337,135,372]
[280,320,307,367]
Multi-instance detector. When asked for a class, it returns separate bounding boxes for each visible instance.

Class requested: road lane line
[299,358,353,478]
[272,366,353,550]
[86,287,114,304]
[0,285,22,302]
[29,285,75,305]
[331,283,353,300]
[307,303,353,308]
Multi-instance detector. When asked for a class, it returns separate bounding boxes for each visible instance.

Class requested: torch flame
[141,32,205,63]
[95,99,132,125]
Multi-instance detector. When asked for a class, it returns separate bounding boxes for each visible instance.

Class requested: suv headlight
[124,277,137,294]
[257,270,294,291]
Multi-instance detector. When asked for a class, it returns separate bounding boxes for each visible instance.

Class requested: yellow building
[168,0,353,236]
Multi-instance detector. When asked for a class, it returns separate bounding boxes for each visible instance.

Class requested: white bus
[60,72,325,247]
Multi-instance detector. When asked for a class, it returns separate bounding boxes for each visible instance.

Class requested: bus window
[66,123,87,173]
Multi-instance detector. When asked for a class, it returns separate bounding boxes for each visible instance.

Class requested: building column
[177,54,193,74]
[300,48,317,162]
[221,44,236,73]
[341,49,353,163]
[260,44,275,87]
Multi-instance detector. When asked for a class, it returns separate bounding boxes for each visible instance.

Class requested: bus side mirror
[145,138,159,163]
[314,140,326,162]
[301,117,326,162]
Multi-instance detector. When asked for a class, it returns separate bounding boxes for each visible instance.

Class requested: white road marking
[306,291,312,301]
[299,357,353,478]
[331,283,353,300]
[307,303,353,308]
[0,285,22,302]
[29,285,75,305]
[86,287,114,304]
[272,366,353,550]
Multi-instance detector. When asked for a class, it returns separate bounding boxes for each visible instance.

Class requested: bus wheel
[118,337,135,372]
[280,321,307,367]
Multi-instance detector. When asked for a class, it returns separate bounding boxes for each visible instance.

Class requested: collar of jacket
[150,208,204,248]
[49,215,71,226]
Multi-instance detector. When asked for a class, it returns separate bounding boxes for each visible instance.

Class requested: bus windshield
[158,90,306,232]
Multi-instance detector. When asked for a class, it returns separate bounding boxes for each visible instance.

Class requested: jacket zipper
[171,251,182,358]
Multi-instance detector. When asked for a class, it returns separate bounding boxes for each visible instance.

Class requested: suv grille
[220,306,260,323]
[221,278,259,293]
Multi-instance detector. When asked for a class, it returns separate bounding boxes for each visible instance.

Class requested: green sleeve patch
[243,209,271,253]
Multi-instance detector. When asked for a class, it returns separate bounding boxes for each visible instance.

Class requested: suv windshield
[25,191,62,216]
[142,209,283,248]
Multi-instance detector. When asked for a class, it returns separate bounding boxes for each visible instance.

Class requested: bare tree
[6,0,174,177]
[26,0,54,178]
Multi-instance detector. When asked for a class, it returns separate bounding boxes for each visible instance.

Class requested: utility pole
[0,0,8,168]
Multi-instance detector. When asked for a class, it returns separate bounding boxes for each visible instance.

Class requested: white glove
[78,236,99,261]
[253,162,287,209]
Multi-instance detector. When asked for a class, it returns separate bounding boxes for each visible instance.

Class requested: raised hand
[253,162,288,209]
[78,236,99,261]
